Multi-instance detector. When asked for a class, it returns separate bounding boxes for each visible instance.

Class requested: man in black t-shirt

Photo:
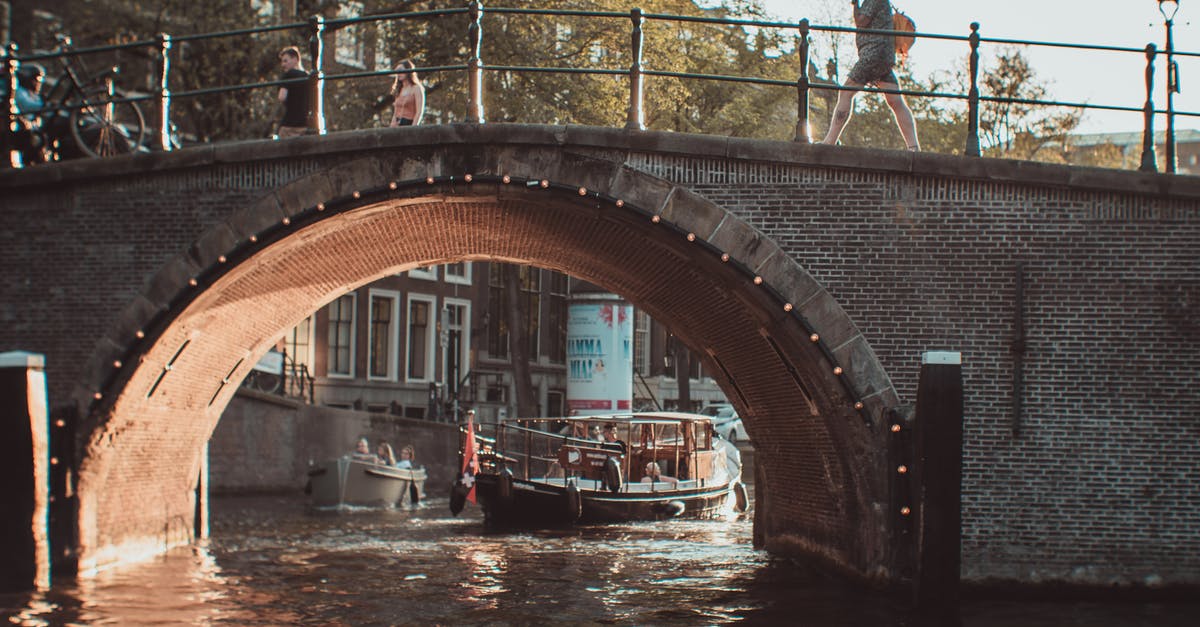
[276,46,311,138]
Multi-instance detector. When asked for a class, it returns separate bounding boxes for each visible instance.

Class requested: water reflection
[2,495,1197,626]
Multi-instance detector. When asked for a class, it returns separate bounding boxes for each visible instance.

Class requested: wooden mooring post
[0,351,50,591]
[912,350,963,621]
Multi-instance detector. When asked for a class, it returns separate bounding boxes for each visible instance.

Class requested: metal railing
[3,2,1196,172]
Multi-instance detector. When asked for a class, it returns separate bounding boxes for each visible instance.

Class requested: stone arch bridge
[1,125,1198,587]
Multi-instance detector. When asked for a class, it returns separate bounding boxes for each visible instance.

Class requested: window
[407,295,436,381]
[409,265,437,281]
[285,315,315,394]
[368,290,399,380]
[335,1,366,68]
[547,271,568,363]
[444,262,472,285]
[327,294,356,377]
[521,267,541,359]
[487,264,508,359]
[442,299,471,392]
[634,310,650,375]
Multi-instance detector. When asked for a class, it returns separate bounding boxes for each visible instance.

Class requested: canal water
[3,494,1197,626]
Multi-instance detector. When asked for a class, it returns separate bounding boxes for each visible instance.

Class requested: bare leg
[881,82,920,150]
[820,81,863,145]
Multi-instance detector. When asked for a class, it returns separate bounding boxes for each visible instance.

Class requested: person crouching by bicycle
[13,63,49,164]
[276,46,311,139]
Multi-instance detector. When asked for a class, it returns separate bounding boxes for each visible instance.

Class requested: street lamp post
[1158,0,1180,173]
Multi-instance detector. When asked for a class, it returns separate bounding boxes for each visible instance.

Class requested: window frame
[326,293,357,379]
[367,288,400,382]
[406,293,437,383]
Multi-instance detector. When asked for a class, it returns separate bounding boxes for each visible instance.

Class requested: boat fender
[449,480,468,515]
[409,482,421,506]
[663,500,686,517]
[603,456,623,493]
[733,481,749,513]
[498,468,515,502]
[565,478,583,522]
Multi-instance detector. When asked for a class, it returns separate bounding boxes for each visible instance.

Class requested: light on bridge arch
[833,366,843,376]
[753,276,762,285]
[900,506,912,516]
[720,253,729,262]
[651,215,661,223]
[502,175,511,184]
[578,187,588,196]
[809,333,820,342]
[686,232,696,242]
[464,174,473,183]
[281,217,291,226]
[897,465,908,474]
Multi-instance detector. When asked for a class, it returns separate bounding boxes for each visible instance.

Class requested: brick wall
[626,153,1200,584]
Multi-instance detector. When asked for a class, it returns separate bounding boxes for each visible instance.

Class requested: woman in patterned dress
[821,0,920,151]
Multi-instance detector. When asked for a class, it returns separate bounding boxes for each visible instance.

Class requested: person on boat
[601,423,627,455]
[351,437,380,463]
[396,445,416,469]
[376,442,397,466]
[641,461,677,486]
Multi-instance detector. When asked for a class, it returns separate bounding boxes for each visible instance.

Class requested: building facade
[274,263,727,424]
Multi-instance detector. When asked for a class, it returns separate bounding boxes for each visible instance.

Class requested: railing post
[965,22,981,157]
[156,33,172,152]
[1163,16,1177,174]
[1140,43,1158,173]
[308,15,326,135]
[3,42,19,168]
[794,18,811,142]
[625,8,645,131]
[466,1,485,124]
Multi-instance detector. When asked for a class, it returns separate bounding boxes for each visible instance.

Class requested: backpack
[892,5,916,64]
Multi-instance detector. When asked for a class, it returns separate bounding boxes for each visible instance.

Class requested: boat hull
[473,474,739,526]
[307,457,427,509]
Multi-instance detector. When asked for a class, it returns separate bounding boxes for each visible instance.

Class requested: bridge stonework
[1,125,1197,587]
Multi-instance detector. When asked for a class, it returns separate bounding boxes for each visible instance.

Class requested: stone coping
[3,124,1197,200]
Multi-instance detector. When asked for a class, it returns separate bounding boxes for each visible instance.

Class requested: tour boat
[306,455,427,509]
[449,412,748,525]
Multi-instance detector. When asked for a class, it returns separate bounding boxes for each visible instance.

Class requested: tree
[974,47,1081,160]
[41,0,292,142]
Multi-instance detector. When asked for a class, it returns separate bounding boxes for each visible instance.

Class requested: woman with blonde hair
[376,442,397,466]
[389,59,425,127]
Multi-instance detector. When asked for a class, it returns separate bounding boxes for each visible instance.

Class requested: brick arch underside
[76,172,893,579]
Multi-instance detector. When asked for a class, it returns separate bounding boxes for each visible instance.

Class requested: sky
[754,0,1198,135]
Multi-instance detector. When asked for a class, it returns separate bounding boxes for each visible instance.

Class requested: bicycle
[37,34,146,158]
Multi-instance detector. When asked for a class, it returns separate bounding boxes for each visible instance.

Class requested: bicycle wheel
[69,88,146,157]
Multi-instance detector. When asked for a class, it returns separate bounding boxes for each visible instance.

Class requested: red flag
[461,412,480,503]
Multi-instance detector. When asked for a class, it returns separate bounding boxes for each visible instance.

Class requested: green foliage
[975,47,1081,160]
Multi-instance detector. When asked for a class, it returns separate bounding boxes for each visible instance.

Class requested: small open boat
[450,412,748,525]
[307,455,427,509]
